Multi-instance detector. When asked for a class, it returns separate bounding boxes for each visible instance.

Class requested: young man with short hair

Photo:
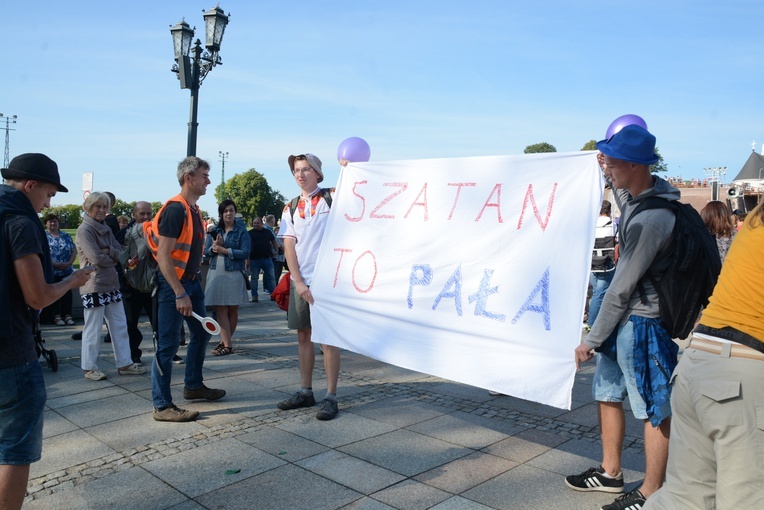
[276,153,340,421]
[568,125,679,510]
[0,153,94,509]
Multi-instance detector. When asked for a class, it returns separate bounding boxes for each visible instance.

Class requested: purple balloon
[605,115,648,139]
[337,137,371,163]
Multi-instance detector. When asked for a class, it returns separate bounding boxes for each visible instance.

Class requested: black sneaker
[601,489,646,510]
[565,466,624,493]
[183,385,226,401]
[316,398,339,421]
[277,391,315,410]
[152,405,199,422]
[172,354,184,364]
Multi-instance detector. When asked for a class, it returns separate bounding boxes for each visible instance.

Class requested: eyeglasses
[292,168,313,175]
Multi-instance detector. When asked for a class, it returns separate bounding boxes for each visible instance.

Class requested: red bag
[271,272,291,311]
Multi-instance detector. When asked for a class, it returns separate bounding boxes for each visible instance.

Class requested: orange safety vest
[144,193,203,280]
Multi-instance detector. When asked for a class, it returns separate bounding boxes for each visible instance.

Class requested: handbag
[241,270,251,290]
[272,272,290,311]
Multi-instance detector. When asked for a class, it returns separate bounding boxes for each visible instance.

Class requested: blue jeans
[0,362,46,464]
[249,258,275,296]
[151,273,211,409]
[588,270,614,327]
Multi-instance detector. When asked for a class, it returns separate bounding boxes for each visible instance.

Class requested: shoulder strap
[620,197,677,305]
[289,196,300,222]
[620,197,674,251]
[322,188,333,208]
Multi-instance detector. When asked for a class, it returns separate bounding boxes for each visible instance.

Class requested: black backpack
[288,188,333,222]
[622,197,722,339]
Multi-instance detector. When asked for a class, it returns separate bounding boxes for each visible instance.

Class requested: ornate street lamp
[170,5,230,157]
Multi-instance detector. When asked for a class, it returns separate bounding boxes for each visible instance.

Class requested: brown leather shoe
[183,385,226,401]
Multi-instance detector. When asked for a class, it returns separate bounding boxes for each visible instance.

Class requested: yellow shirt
[700,212,764,343]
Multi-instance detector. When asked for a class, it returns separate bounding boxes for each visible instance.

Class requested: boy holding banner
[568,125,678,510]
[276,153,341,421]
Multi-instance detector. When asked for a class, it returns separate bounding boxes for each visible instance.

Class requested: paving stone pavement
[26,290,649,509]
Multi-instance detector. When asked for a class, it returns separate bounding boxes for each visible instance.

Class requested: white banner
[311,152,602,409]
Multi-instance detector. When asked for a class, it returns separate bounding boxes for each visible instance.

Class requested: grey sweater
[76,214,122,294]
[584,176,680,349]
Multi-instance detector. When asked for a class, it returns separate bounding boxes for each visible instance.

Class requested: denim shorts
[592,319,648,420]
[0,362,47,464]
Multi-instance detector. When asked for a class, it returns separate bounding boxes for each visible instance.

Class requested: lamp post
[1,113,17,169]
[703,166,727,201]
[219,150,229,198]
[170,5,230,157]
[703,166,727,184]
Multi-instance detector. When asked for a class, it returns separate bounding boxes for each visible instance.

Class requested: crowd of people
[1,126,762,509]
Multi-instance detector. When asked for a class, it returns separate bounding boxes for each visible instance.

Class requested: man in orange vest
[145,156,225,422]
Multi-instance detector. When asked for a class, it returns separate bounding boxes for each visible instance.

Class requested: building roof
[732,151,764,184]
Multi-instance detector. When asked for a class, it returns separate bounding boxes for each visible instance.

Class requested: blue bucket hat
[596,124,659,166]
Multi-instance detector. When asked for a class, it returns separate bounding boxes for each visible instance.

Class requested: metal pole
[219,151,228,186]
[186,40,202,157]
[1,114,17,169]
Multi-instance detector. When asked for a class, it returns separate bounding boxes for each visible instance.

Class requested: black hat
[1,153,68,192]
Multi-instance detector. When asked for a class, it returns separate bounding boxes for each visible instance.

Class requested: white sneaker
[118,363,146,375]
[85,370,107,381]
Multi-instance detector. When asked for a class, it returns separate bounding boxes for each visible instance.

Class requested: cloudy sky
[3,0,763,215]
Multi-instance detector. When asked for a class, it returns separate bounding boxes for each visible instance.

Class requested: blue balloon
[337,137,371,163]
[605,115,648,139]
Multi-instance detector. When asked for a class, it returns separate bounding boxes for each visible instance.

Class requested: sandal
[54,315,65,326]
[212,343,233,356]
[64,315,75,325]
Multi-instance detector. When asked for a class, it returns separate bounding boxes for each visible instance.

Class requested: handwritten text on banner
[310,152,602,409]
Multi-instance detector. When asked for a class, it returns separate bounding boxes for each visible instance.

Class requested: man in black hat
[566,126,680,510]
[0,153,94,509]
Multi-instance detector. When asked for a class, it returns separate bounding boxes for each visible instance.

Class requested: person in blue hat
[0,153,94,509]
[566,125,680,510]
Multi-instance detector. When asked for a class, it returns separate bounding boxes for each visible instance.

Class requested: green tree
[580,140,597,151]
[215,168,286,224]
[651,148,667,174]
[111,198,133,218]
[524,142,557,154]
[43,204,84,229]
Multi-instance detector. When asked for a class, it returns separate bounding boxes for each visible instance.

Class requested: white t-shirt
[278,187,333,286]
